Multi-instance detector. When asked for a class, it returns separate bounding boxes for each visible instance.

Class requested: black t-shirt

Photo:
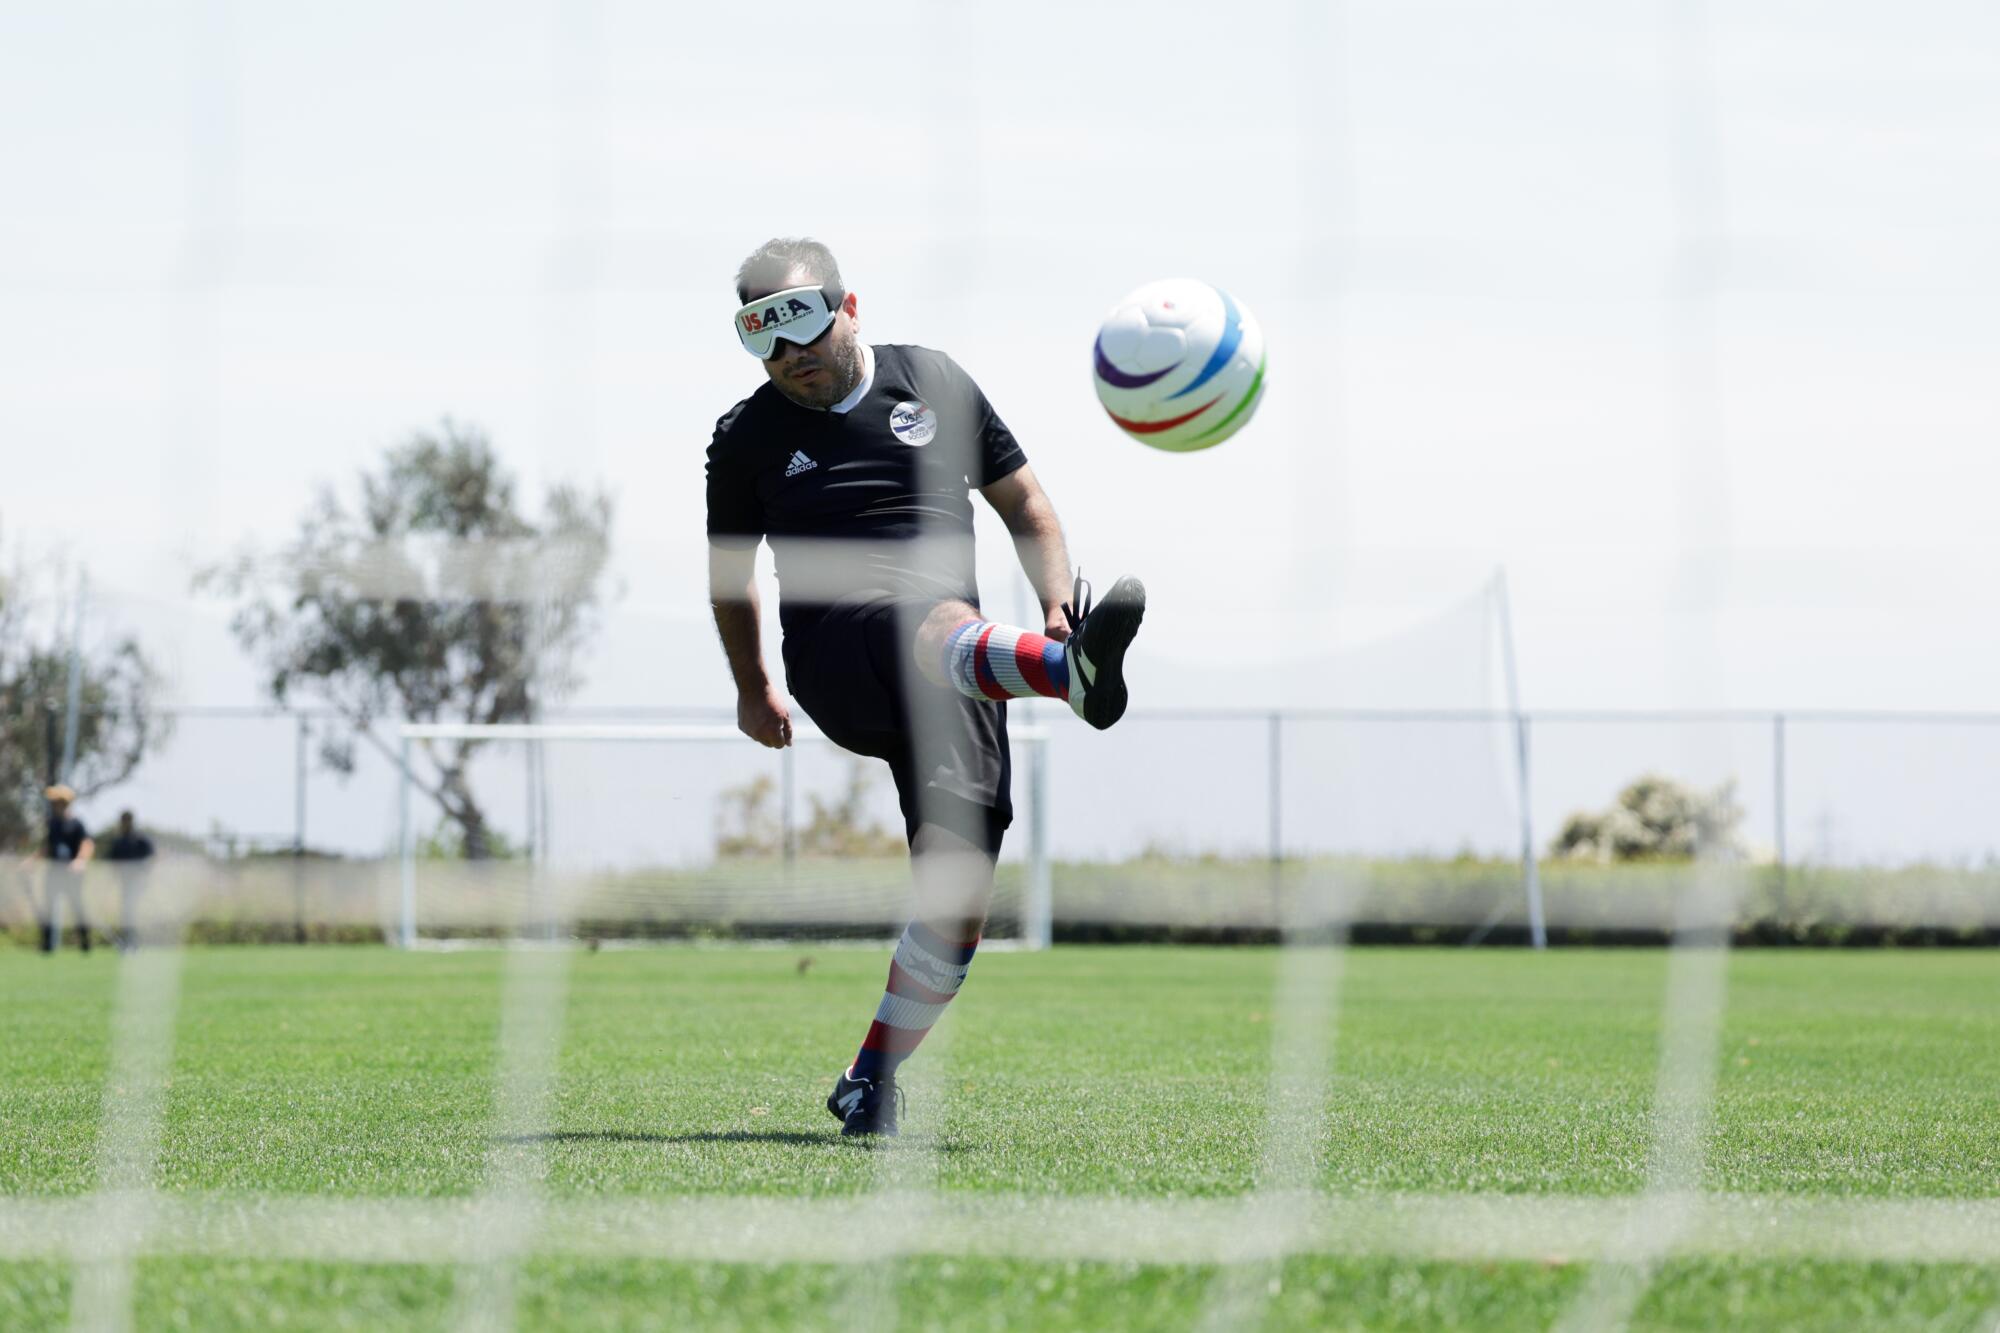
[107,832,154,862]
[43,816,88,867]
[706,344,1027,640]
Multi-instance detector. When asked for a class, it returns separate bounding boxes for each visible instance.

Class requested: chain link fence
[8,704,1998,946]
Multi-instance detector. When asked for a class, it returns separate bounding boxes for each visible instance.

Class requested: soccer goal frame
[394,721,1054,951]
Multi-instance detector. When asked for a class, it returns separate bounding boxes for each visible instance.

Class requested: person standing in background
[105,810,156,951]
[32,785,94,953]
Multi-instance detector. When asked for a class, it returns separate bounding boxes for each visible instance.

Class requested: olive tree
[201,423,612,858]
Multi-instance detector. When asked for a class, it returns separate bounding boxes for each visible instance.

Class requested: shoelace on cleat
[1061,570,1094,637]
[846,1077,904,1128]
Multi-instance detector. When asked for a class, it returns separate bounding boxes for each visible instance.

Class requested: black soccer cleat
[1063,571,1146,731]
[828,1069,903,1138]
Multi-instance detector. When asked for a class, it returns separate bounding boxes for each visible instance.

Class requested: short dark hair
[735,237,843,304]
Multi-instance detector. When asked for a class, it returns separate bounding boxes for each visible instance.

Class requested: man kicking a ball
[707,237,1146,1137]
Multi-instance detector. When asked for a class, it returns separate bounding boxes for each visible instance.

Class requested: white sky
[4,0,2000,857]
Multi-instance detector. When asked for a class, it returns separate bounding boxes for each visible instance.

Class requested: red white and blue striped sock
[942,618,1069,703]
[848,920,980,1084]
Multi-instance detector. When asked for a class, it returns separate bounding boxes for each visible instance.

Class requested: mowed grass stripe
[2,1192,1999,1266]
[5,1255,2000,1333]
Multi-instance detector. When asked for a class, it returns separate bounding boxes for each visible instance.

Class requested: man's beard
[783,333,863,409]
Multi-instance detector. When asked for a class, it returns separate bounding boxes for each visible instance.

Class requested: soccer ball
[1092,279,1267,452]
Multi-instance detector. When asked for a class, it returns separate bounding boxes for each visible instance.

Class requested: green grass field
[2,945,1997,1329]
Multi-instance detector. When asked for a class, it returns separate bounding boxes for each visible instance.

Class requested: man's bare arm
[709,542,792,748]
[978,464,1075,640]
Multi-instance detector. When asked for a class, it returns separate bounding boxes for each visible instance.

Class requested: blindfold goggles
[734,284,845,359]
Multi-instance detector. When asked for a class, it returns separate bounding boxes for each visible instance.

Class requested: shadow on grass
[498,1129,972,1152]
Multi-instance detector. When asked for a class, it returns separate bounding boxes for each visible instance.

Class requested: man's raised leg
[911,575,1148,732]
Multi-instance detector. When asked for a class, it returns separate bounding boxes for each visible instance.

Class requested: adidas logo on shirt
[784,450,818,478]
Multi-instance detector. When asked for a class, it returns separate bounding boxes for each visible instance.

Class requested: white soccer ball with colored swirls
[1092,279,1267,451]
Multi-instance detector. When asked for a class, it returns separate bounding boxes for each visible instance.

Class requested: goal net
[392,721,1052,949]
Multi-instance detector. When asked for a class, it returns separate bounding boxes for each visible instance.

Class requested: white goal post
[394,721,1053,951]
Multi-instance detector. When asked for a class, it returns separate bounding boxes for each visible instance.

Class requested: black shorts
[781,593,1012,856]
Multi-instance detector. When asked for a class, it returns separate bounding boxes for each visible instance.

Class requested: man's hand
[712,542,791,747]
[1043,606,1071,643]
[738,683,794,749]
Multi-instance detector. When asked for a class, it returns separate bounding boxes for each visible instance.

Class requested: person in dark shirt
[105,810,156,952]
[33,785,94,953]
[707,237,1148,1136]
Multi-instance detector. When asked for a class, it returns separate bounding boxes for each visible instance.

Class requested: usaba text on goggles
[734,284,845,358]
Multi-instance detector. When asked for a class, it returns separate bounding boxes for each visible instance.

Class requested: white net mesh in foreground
[12,0,2000,1324]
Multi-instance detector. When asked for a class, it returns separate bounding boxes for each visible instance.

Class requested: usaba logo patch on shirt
[889,400,937,446]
